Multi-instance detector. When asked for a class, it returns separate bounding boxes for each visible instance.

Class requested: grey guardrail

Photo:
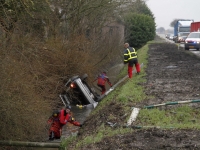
[0,140,60,148]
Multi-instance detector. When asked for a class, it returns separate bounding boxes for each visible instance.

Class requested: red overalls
[48,115,62,140]
[97,73,112,95]
[59,109,80,126]
[48,109,80,140]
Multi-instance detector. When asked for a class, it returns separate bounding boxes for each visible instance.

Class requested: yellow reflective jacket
[124,47,137,63]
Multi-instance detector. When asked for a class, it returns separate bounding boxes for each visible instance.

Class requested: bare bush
[0,0,148,145]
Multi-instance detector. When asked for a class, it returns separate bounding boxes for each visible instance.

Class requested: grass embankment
[62,39,200,149]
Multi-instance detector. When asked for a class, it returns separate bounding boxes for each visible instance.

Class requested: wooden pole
[0,140,60,148]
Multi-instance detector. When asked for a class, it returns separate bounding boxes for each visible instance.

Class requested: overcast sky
[146,0,200,29]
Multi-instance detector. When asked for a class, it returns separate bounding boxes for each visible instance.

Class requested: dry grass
[0,28,123,143]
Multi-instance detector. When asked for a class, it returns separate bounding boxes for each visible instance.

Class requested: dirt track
[143,37,200,107]
[70,36,200,150]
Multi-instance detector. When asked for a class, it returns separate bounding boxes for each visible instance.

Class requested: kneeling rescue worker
[48,105,82,140]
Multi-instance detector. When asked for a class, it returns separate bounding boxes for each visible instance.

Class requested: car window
[188,33,200,38]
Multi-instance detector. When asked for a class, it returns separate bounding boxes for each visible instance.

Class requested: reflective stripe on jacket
[124,47,137,62]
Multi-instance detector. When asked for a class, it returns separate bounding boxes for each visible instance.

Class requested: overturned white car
[60,74,100,106]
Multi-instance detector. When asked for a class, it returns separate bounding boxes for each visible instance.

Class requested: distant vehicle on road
[184,32,200,50]
[165,34,170,39]
[169,34,174,40]
[177,32,190,43]
[173,35,177,42]
[179,36,187,43]
[174,20,194,43]
[190,22,200,32]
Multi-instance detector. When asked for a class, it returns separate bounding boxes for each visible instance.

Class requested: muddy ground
[69,36,200,150]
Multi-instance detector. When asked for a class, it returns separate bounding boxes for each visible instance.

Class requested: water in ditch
[62,103,96,138]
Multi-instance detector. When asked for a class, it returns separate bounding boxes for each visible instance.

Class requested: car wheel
[197,48,199,51]
[81,74,88,80]
[65,76,79,86]
[71,75,79,81]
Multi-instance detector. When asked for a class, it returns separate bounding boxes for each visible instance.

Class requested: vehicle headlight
[185,41,188,43]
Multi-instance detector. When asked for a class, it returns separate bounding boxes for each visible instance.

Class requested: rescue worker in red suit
[47,110,61,140]
[124,43,140,78]
[48,105,81,140]
[93,72,112,95]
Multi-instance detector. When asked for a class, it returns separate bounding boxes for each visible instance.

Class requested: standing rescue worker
[93,72,112,95]
[48,105,81,140]
[124,43,140,78]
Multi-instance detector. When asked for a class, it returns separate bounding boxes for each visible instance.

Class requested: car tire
[81,74,88,81]
[197,48,199,51]
[65,76,79,86]
[71,76,79,81]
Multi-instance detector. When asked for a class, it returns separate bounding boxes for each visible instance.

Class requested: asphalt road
[157,34,200,57]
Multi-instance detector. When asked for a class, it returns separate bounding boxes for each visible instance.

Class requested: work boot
[49,137,54,141]
[136,72,140,75]
[49,131,55,140]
